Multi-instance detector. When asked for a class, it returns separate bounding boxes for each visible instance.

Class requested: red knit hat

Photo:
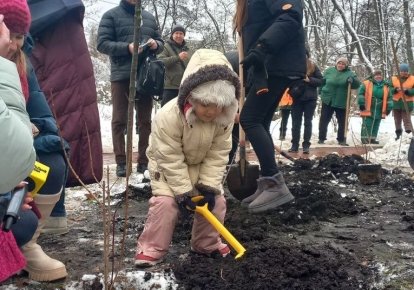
[0,0,31,34]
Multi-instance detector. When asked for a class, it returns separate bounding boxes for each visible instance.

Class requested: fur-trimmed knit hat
[0,0,31,34]
[171,24,186,36]
[336,57,348,66]
[178,49,240,127]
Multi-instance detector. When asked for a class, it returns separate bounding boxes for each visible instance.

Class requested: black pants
[279,108,291,138]
[318,103,346,142]
[240,76,291,176]
[161,89,179,107]
[291,99,317,146]
[228,123,239,164]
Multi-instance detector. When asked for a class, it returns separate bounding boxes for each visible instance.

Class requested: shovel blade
[408,138,414,170]
[226,162,260,201]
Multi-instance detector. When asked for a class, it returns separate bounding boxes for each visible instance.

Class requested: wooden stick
[344,82,352,141]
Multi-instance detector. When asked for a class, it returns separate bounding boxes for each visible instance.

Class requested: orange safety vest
[360,80,389,119]
[391,75,414,102]
[278,88,293,107]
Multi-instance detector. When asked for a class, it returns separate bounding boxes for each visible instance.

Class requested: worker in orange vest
[358,70,392,144]
[278,89,293,141]
[390,63,414,140]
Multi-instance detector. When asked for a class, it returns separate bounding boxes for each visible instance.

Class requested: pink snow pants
[136,195,228,259]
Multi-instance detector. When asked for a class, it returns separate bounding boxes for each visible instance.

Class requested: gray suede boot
[248,172,294,213]
[240,177,265,207]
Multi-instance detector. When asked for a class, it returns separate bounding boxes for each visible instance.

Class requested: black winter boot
[395,129,402,140]
[302,142,310,154]
[288,143,299,153]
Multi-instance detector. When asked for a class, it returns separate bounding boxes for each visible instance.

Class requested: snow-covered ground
[99,103,413,170]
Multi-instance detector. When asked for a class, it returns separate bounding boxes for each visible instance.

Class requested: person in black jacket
[289,50,323,153]
[97,0,164,177]
[234,0,306,213]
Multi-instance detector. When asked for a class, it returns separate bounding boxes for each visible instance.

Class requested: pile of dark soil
[3,154,413,289]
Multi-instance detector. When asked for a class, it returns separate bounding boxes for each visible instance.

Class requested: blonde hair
[306,57,315,76]
[233,0,247,35]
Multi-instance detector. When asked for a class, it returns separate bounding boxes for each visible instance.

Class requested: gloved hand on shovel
[175,192,196,220]
[194,183,220,211]
[241,44,269,95]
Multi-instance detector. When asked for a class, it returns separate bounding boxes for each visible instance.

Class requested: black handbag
[136,53,165,97]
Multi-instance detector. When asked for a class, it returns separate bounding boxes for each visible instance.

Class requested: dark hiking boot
[248,173,294,213]
[116,164,126,177]
[302,142,310,154]
[288,144,299,153]
[395,129,402,140]
[137,163,148,174]
[241,177,265,207]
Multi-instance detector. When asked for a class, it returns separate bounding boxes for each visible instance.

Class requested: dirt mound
[3,154,413,289]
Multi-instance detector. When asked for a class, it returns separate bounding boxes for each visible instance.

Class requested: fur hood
[177,49,240,127]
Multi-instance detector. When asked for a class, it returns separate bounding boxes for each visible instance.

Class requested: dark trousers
[37,152,67,217]
[393,109,413,132]
[11,209,38,247]
[228,123,239,164]
[279,108,291,138]
[240,76,291,176]
[111,80,152,165]
[291,99,317,146]
[161,89,179,107]
[318,103,346,142]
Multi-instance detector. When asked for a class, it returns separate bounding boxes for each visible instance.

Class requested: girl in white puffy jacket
[135,49,240,267]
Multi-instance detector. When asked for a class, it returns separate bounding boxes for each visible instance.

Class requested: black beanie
[171,24,186,36]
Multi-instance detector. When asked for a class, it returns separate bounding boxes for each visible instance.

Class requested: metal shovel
[226,35,260,201]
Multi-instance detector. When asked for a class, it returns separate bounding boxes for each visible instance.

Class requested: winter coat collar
[120,0,135,14]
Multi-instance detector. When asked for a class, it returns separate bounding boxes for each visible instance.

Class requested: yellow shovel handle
[192,196,246,259]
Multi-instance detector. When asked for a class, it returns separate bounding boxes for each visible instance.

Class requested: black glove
[359,105,366,111]
[241,46,268,95]
[194,184,219,211]
[404,89,410,95]
[175,192,196,219]
[241,46,266,70]
[347,77,353,84]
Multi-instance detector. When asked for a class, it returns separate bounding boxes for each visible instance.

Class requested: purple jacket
[29,5,103,186]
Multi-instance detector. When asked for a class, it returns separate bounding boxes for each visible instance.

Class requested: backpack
[136,53,165,97]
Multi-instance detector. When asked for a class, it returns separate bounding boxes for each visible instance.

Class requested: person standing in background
[159,24,192,107]
[278,91,292,141]
[318,57,360,146]
[97,0,164,177]
[358,70,392,144]
[390,63,414,140]
[289,50,323,153]
[234,0,306,213]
